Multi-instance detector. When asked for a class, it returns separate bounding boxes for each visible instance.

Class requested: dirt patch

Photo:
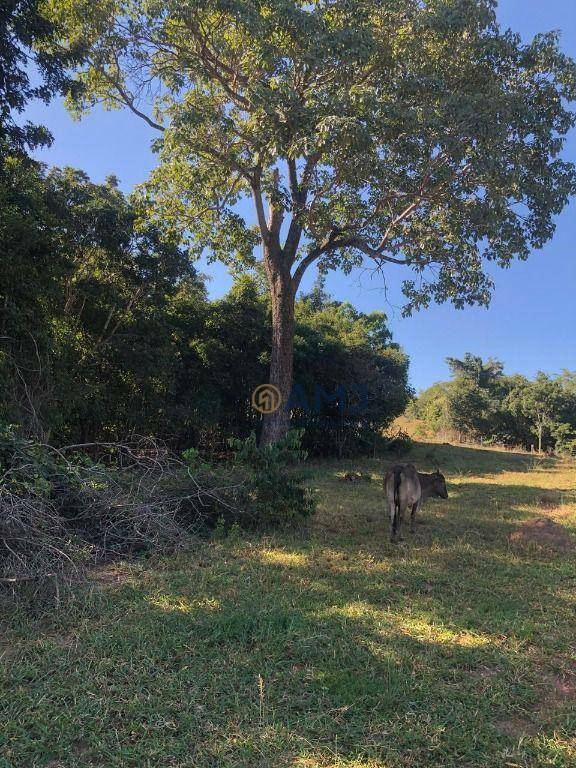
[497,671,576,739]
[46,633,77,649]
[497,715,537,738]
[471,664,502,680]
[508,517,574,552]
[0,641,19,660]
[539,673,576,710]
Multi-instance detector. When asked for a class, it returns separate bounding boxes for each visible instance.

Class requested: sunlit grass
[1,441,575,767]
[259,548,310,568]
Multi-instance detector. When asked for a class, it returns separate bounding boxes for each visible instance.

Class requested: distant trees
[505,373,575,454]
[410,355,576,454]
[407,382,452,436]
[446,354,506,438]
[0,163,410,453]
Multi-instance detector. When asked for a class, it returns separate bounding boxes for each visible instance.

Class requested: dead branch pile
[0,437,244,595]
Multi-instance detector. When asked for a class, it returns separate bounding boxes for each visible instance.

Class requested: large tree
[48,0,576,443]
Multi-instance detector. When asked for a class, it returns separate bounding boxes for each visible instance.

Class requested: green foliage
[229,429,308,467]
[0,158,202,443]
[0,160,410,453]
[505,372,576,454]
[0,423,58,496]
[407,382,451,435]
[383,429,414,456]
[48,0,576,312]
[293,280,412,456]
[0,0,82,152]
[228,431,315,526]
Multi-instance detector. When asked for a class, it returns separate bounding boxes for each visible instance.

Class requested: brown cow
[384,464,448,542]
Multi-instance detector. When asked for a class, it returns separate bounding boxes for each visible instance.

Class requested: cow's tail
[392,465,403,529]
[393,466,403,511]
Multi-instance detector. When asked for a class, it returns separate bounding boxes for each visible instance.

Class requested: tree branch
[97,59,165,132]
[106,91,165,131]
[292,231,409,289]
[292,248,320,288]
[252,180,270,245]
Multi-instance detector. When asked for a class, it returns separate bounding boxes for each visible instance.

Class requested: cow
[384,464,448,543]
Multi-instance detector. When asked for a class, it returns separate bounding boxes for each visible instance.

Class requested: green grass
[2,442,575,767]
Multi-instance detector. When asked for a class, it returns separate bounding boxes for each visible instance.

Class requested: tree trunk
[538,423,543,454]
[260,261,296,446]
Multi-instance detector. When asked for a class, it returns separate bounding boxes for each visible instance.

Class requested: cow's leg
[394,505,405,542]
[410,500,420,534]
[398,507,405,540]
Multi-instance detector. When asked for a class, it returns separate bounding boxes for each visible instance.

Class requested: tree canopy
[0,0,81,152]
[49,0,576,311]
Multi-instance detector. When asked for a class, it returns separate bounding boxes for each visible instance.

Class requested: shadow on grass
[6,496,574,768]
[2,449,574,768]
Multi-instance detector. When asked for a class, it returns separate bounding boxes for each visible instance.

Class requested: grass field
[1,442,575,767]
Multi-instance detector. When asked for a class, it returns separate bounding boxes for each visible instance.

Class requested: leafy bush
[382,429,414,456]
[227,431,315,527]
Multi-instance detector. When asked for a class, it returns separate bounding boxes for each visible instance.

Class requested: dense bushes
[409,354,576,454]
[0,160,411,454]
[292,282,412,456]
[227,431,315,526]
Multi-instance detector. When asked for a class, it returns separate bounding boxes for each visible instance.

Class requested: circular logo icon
[251,384,282,414]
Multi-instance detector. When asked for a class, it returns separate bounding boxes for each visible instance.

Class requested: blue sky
[23,0,576,391]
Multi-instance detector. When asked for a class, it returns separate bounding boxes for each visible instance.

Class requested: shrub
[226,430,316,527]
[382,429,414,456]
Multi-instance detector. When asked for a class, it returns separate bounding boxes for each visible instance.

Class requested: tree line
[409,354,576,455]
[40,0,576,443]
